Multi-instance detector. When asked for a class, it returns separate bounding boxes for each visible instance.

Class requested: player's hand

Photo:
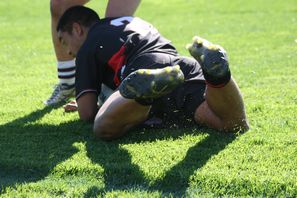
[63,100,78,112]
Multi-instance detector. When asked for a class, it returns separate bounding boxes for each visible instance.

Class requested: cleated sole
[119,65,184,99]
[186,36,222,64]
[186,36,230,86]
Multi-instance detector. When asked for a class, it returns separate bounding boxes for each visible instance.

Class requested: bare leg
[105,0,140,17]
[187,36,249,132]
[93,65,184,140]
[50,0,90,62]
[195,79,249,131]
[93,91,150,140]
[44,0,90,105]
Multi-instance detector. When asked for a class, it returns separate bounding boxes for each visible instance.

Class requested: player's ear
[72,22,84,36]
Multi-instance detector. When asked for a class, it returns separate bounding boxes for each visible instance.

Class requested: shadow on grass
[0,107,236,196]
[151,131,235,196]
[0,106,84,191]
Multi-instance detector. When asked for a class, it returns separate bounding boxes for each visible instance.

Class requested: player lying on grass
[57,6,249,140]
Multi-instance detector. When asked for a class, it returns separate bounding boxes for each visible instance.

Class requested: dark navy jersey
[75,16,178,99]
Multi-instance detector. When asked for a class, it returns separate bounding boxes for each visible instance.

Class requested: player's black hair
[57,5,100,34]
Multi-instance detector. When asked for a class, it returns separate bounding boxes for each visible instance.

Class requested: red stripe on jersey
[107,45,127,86]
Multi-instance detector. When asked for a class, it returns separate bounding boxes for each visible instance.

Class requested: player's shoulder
[95,16,152,29]
[87,18,120,37]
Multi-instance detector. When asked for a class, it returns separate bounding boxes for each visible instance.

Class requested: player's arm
[77,92,98,122]
[75,46,102,122]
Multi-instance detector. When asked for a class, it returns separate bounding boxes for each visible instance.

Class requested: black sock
[202,52,231,87]
[203,67,231,88]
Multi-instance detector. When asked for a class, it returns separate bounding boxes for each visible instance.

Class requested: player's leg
[94,65,184,140]
[195,80,248,131]
[187,36,249,132]
[93,91,150,140]
[45,0,90,106]
[105,0,140,17]
[50,0,90,61]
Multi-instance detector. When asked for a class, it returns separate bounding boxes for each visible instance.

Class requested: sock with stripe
[57,59,76,85]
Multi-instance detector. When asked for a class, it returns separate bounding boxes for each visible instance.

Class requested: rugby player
[57,6,249,140]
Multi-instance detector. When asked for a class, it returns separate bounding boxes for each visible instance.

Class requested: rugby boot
[186,36,231,87]
[119,65,184,99]
[44,83,75,105]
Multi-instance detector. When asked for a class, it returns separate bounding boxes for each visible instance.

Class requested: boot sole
[119,65,184,99]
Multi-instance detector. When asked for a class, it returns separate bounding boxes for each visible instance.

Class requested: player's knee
[93,122,122,141]
[223,118,249,133]
[238,119,250,132]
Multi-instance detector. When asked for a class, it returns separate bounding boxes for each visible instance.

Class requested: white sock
[57,59,76,85]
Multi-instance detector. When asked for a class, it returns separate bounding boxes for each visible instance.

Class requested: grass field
[1,0,297,197]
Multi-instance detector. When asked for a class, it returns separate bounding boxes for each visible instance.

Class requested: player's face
[58,24,86,57]
[58,31,80,57]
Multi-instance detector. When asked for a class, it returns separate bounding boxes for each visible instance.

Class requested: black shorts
[121,52,206,124]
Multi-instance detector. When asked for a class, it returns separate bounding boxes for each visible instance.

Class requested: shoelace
[48,84,62,101]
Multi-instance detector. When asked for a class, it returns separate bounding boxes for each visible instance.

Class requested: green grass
[1,0,297,197]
